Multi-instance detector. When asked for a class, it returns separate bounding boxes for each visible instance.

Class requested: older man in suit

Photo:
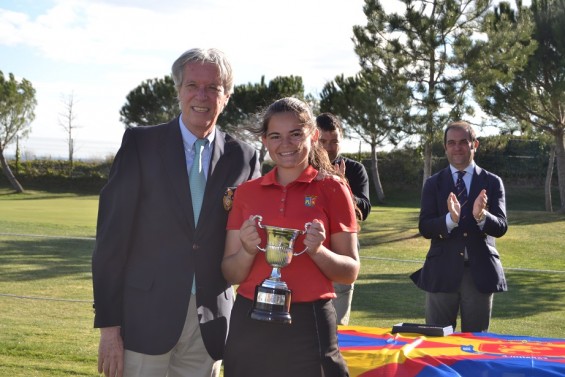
[411,120,508,333]
[92,48,261,377]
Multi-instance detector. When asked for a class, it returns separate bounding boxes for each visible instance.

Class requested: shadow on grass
[494,271,565,318]
[353,273,425,322]
[362,232,421,247]
[354,270,565,322]
[360,212,421,247]
[0,237,93,282]
[507,211,565,226]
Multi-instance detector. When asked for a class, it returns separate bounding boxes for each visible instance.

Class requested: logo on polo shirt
[304,195,317,207]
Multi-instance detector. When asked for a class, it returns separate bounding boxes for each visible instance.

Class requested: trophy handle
[251,215,267,252]
[293,222,312,256]
[251,216,312,256]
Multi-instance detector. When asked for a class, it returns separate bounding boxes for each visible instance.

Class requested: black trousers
[223,295,349,377]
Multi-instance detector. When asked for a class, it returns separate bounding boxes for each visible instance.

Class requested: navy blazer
[410,165,508,294]
[92,118,261,359]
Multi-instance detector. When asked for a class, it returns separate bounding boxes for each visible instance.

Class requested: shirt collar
[179,115,215,150]
[450,161,475,176]
[261,165,318,186]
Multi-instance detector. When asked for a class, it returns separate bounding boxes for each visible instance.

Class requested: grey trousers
[425,266,493,332]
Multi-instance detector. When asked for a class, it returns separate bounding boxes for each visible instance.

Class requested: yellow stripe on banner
[339,325,565,377]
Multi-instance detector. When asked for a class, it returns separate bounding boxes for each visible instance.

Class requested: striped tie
[456,171,468,219]
[189,139,207,225]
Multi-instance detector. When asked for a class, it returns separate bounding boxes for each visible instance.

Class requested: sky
[1,0,380,160]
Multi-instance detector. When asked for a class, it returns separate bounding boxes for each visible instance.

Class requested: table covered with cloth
[338,325,565,377]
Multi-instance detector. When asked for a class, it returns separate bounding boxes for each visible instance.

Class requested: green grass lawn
[352,205,565,338]
[0,188,564,376]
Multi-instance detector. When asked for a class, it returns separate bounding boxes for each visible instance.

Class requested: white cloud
[3,0,517,159]
[1,0,373,158]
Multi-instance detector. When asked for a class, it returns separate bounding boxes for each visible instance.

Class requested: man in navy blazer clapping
[411,120,508,333]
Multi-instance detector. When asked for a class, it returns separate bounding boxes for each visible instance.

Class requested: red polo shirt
[227,165,358,302]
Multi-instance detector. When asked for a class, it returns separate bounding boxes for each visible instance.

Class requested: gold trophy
[249,215,311,324]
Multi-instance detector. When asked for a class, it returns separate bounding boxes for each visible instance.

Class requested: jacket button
[192,243,200,250]
[463,232,468,237]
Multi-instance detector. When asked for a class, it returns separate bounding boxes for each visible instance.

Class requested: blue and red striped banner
[338,326,565,376]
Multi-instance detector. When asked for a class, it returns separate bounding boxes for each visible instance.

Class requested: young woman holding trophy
[221,97,360,377]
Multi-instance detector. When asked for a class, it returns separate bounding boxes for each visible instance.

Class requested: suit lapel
[159,119,195,230]
[210,128,226,174]
[439,167,454,200]
[198,129,228,226]
[158,126,235,231]
[469,165,486,199]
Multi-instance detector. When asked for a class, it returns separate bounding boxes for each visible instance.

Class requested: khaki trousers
[123,294,221,377]
[332,282,354,326]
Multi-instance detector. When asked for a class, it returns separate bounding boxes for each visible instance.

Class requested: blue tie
[189,139,207,295]
[190,139,207,225]
[456,171,469,220]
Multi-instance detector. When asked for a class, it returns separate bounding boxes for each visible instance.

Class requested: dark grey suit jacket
[92,118,260,359]
[411,165,508,294]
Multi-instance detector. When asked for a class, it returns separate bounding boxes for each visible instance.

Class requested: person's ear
[222,95,230,110]
[311,128,320,142]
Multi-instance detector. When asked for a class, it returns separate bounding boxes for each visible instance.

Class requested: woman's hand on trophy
[240,216,261,256]
[304,219,326,256]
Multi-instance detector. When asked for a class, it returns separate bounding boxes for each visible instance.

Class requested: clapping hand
[447,192,461,223]
[334,159,346,175]
[473,189,488,220]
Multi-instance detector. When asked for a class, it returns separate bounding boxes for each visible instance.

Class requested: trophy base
[249,283,292,325]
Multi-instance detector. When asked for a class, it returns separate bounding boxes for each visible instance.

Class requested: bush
[342,134,556,191]
[0,134,557,196]
[0,159,112,194]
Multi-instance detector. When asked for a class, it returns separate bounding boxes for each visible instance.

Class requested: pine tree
[469,0,564,212]
[353,0,502,184]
